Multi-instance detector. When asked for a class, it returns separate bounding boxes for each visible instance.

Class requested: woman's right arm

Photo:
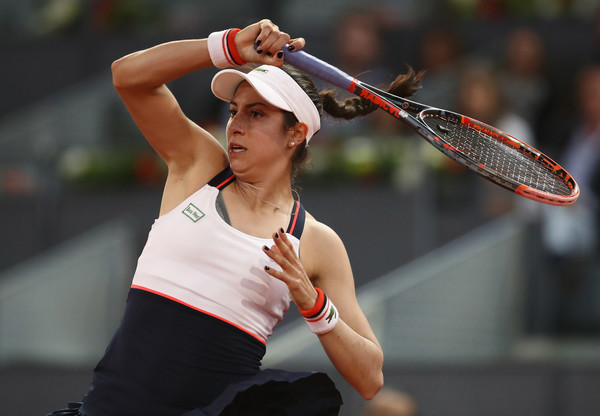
[111,39,226,180]
[111,20,303,206]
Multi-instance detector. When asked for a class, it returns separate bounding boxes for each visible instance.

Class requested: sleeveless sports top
[131,167,306,344]
[79,168,308,416]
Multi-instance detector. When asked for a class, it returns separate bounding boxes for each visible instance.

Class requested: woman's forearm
[112,39,211,90]
[319,319,384,400]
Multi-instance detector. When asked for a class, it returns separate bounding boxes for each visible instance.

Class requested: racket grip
[283,48,355,91]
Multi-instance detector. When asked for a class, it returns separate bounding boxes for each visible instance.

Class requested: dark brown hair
[281,64,424,177]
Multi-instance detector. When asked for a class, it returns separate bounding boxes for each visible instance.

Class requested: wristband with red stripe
[299,288,339,335]
[299,288,326,318]
[207,28,247,68]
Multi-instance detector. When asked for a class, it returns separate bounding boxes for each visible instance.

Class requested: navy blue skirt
[46,369,342,416]
[47,289,342,415]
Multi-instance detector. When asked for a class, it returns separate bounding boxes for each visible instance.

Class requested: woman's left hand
[264,225,384,399]
[236,19,305,67]
[262,228,318,310]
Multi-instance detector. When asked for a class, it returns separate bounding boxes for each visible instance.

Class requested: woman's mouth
[229,144,247,153]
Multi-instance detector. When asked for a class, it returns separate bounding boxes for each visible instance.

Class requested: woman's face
[226,82,291,177]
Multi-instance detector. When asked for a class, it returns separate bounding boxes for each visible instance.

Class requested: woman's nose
[228,116,245,135]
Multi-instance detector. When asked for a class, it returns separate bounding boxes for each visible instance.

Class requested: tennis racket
[283,48,579,206]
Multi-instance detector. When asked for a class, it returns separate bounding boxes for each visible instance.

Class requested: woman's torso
[80,167,307,416]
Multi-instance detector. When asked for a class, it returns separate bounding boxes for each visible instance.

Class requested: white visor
[211,65,320,142]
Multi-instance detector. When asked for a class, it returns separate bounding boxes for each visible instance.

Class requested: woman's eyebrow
[230,101,271,110]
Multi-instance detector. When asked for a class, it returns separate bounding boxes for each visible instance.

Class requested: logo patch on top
[182,203,205,223]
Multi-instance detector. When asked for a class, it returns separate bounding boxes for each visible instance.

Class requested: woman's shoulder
[301,211,346,256]
[300,210,352,285]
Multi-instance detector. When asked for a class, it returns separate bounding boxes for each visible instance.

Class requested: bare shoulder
[302,212,345,253]
[300,211,351,286]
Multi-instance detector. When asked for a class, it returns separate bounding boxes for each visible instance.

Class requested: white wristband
[301,289,339,335]
[207,28,246,68]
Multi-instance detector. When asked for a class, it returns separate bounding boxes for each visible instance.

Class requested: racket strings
[422,114,572,196]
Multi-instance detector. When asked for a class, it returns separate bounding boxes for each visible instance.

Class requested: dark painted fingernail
[275,232,279,238]
[256,48,263,54]
[287,44,295,51]
[266,51,273,57]
[263,245,270,251]
[279,227,285,234]
[277,51,283,59]
[255,39,262,46]
[265,265,270,271]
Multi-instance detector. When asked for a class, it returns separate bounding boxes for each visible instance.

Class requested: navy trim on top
[208,167,236,189]
[286,201,306,240]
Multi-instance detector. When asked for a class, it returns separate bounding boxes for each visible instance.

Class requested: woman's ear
[289,122,308,148]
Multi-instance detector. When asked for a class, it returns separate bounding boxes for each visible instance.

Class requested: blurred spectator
[457,65,535,144]
[594,4,600,63]
[277,0,417,35]
[531,65,600,334]
[498,28,550,132]
[317,7,395,142]
[455,65,536,217]
[332,7,388,84]
[413,26,464,111]
[360,388,419,416]
[559,66,600,216]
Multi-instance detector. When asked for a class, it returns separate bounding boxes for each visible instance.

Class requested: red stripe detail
[306,298,330,322]
[348,78,359,93]
[221,29,236,66]
[299,288,325,318]
[227,28,246,65]
[306,313,327,323]
[216,173,236,189]
[288,201,300,235]
[130,284,266,344]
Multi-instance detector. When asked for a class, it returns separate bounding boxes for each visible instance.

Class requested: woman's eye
[229,109,237,117]
[250,110,262,118]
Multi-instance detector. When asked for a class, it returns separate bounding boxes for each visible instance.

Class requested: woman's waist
[112,288,266,367]
[130,268,290,343]
[82,289,266,415]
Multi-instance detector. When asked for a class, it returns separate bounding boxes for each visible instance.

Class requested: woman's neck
[233,177,295,214]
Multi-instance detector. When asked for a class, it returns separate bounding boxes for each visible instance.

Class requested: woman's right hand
[235,19,305,66]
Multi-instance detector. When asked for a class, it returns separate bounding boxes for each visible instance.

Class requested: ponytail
[279,64,425,178]
[319,67,425,120]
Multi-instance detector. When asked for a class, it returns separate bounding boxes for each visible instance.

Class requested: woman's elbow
[111,56,140,90]
[359,370,384,400]
[359,346,384,400]
[111,58,128,90]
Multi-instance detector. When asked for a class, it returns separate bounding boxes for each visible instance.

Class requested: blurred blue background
[1,1,600,415]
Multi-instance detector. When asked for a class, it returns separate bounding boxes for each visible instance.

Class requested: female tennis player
[48,19,421,416]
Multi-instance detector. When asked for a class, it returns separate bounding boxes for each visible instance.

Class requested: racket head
[416,109,579,206]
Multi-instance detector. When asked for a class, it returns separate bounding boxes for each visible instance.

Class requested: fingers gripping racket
[283,49,579,206]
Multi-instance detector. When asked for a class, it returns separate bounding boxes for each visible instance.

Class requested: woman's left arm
[263,223,384,400]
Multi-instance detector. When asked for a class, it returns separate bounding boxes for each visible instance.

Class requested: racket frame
[283,49,579,206]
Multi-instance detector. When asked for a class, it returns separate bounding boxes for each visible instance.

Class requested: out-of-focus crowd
[1,0,599,335]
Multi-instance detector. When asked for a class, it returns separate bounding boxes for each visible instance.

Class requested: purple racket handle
[283,48,355,91]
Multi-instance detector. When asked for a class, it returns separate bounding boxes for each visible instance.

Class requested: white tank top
[131,168,306,344]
